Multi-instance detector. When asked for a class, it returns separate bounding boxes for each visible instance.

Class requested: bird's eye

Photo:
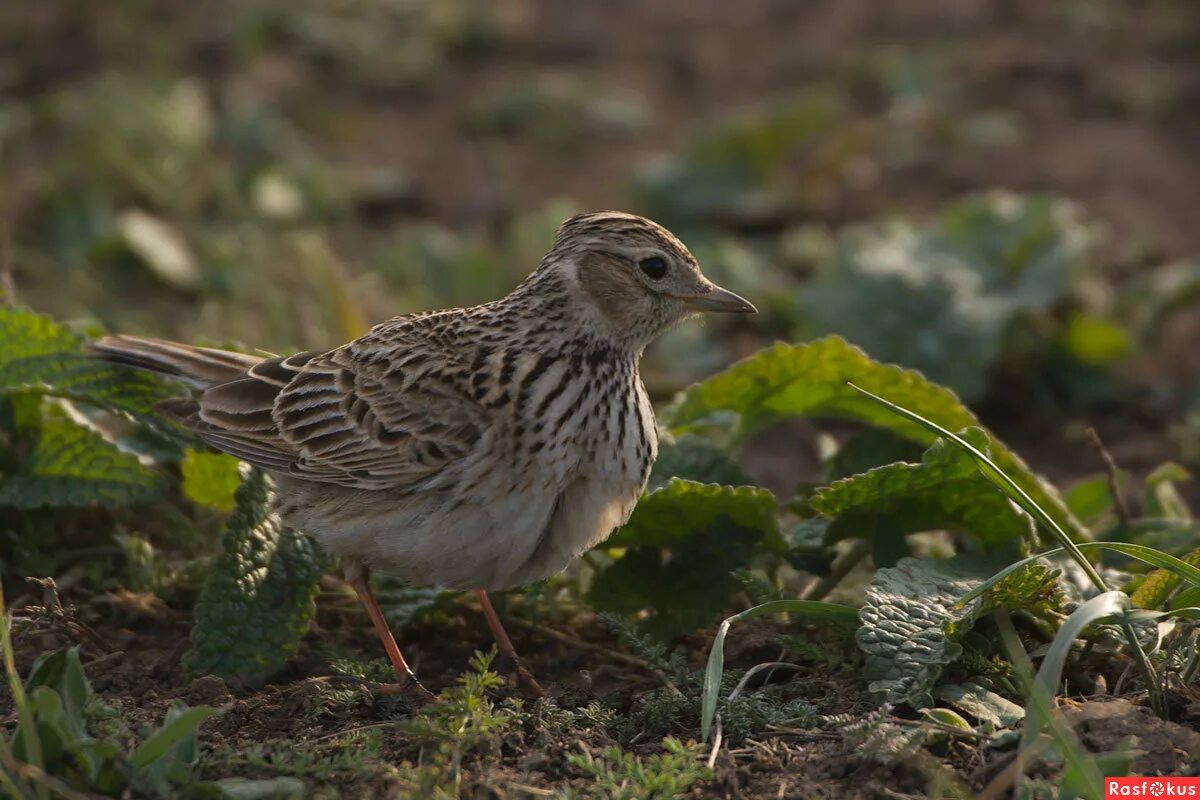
[638,256,668,280]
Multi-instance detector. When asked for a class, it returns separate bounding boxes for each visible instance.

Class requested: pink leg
[476,589,545,698]
[349,573,435,703]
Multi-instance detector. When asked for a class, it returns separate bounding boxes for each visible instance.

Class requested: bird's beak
[675,283,757,314]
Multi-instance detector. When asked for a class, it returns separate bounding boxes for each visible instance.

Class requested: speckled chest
[466,338,656,499]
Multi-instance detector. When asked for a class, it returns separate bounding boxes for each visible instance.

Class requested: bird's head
[539,211,755,349]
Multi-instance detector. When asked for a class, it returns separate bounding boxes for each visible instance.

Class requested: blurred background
[3,0,1200,491]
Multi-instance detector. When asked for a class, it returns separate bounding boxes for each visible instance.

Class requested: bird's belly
[502,471,642,588]
[280,470,642,591]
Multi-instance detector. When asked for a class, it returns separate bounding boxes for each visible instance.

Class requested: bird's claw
[496,653,545,699]
[319,674,437,706]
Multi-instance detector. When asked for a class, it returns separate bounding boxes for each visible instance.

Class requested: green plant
[0,306,328,687]
[395,650,525,797]
[183,468,325,686]
[799,193,1096,401]
[0,638,211,797]
[559,737,710,800]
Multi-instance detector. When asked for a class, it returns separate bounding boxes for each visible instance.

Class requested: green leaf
[847,385,1162,722]
[0,306,178,415]
[648,434,751,491]
[604,478,779,549]
[590,516,763,641]
[131,702,211,794]
[1062,475,1116,524]
[181,448,242,512]
[824,429,924,482]
[589,479,783,638]
[700,599,858,741]
[812,429,1033,550]
[22,688,67,768]
[858,555,1064,709]
[183,470,325,685]
[21,648,90,741]
[1172,586,1200,611]
[667,336,1084,541]
[798,193,1091,400]
[933,682,1024,728]
[0,406,165,509]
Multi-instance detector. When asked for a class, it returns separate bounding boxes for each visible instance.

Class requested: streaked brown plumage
[89,211,755,698]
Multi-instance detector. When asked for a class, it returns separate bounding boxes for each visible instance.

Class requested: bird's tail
[87,334,264,388]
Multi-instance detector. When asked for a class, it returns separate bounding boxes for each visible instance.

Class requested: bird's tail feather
[87,334,263,388]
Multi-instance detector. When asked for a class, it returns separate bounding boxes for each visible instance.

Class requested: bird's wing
[175,320,488,490]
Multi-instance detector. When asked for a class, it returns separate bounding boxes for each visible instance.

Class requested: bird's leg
[349,572,435,703]
[475,589,545,698]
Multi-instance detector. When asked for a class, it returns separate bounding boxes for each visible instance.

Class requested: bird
[88,211,756,701]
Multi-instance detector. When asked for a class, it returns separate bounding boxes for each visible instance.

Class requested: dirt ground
[7,582,1200,797]
[5,0,1200,796]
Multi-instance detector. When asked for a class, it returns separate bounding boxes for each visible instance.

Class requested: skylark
[90,211,755,699]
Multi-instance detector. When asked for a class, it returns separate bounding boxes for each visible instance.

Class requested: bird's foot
[368,678,437,706]
[514,664,546,700]
[498,654,545,699]
[321,674,437,706]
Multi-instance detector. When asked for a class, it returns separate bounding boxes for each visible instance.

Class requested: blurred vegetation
[4,0,1200,797]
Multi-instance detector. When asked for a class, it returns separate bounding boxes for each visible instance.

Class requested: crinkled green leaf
[0,407,165,508]
[590,480,781,639]
[181,448,241,512]
[812,429,1033,550]
[825,429,924,482]
[183,470,325,685]
[0,306,179,415]
[590,516,765,641]
[799,193,1090,400]
[857,555,1064,708]
[666,336,1084,541]
[604,478,779,549]
[648,434,750,491]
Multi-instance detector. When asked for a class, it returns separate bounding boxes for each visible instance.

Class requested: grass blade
[850,383,1163,715]
[957,541,1200,609]
[994,611,1107,800]
[1,573,49,800]
[847,383,1103,585]
[700,599,857,741]
[1029,591,1129,739]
